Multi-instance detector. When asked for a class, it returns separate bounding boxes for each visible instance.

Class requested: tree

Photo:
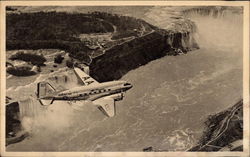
[66,59,74,68]
[54,54,64,64]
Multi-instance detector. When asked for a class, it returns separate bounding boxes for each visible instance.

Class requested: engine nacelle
[110,93,124,101]
[82,66,89,75]
[78,63,89,75]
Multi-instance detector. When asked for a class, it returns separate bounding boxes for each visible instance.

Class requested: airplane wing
[74,67,99,86]
[93,97,116,117]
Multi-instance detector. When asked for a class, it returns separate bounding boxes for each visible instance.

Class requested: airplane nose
[129,84,133,89]
[127,84,133,90]
[124,83,133,90]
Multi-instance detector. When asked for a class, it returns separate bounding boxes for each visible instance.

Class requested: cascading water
[7,66,81,134]
[18,98,45,132]
[184,7,243,53]
[19,99,40,118]
[6,6,243,151]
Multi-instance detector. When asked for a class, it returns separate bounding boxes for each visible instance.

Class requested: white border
[0,1,249,157]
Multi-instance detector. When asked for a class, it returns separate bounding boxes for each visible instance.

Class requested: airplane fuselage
[43,80,132,102]
[37,67,133,117]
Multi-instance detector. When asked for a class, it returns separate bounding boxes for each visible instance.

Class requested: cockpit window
[124,83,131,86]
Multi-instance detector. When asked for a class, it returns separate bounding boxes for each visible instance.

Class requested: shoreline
[189,99,243,151]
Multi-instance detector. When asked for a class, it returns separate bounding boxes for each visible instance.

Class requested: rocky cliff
[90,29,199,82]
[189,99,243,151]
[5,8,200,146]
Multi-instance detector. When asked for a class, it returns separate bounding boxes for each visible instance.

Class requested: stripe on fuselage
[56,81,125,101]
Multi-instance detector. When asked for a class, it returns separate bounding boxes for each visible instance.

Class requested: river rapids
[6,6,243,151]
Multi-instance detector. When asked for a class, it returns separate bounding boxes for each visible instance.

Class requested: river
[6,6,243,151]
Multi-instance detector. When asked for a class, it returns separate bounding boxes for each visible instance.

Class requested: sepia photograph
[1,1,249,156]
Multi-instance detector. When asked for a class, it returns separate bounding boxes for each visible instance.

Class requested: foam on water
[6,7,243,151]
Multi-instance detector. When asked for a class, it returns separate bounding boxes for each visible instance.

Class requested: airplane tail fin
[37,82,56,106]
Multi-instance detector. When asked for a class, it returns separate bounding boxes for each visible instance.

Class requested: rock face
[90,30,199,82]
[6,9,199,81]
[189,99,243,151]
[6,102,21,137]
[6,101,30,146]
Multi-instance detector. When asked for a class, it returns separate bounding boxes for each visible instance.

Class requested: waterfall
[6,6,244,151]
[18,97,45,132]
[19,98,43,119]
[183,6,243,53]
[15,68,79,132]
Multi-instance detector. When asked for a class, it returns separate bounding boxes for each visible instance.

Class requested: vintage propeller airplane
[36,67,133,117]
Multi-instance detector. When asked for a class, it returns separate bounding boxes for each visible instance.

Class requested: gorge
[5,6,243,151]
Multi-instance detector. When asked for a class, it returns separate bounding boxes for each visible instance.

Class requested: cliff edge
[189,99,243,151]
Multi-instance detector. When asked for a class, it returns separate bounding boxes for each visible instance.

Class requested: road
[196,100,243,151]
